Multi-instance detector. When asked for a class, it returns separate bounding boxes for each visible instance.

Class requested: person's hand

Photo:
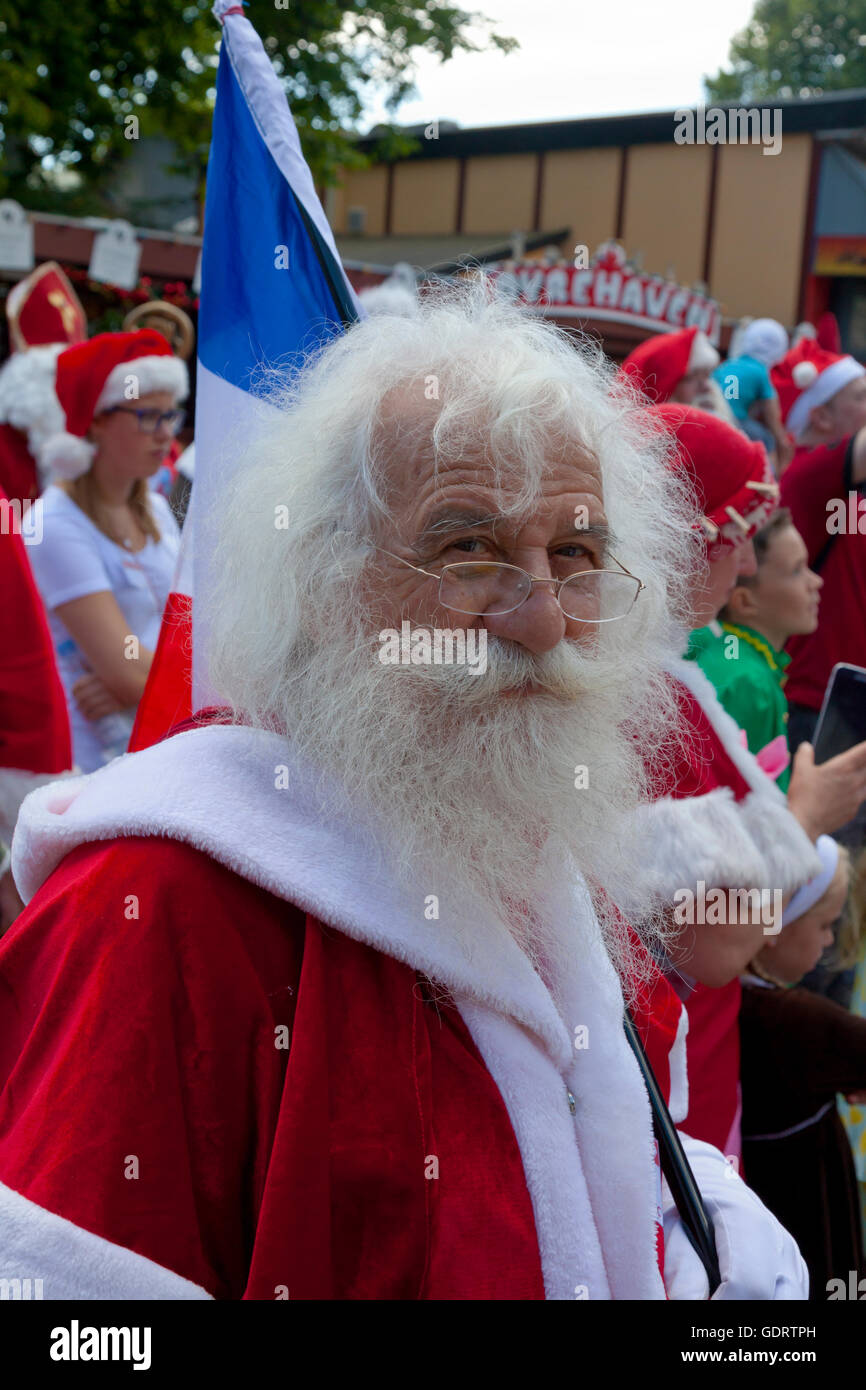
[787,740,866,840]
[844,1090,866,1106]
[72,673,126,722]
[664,1136,809,1300]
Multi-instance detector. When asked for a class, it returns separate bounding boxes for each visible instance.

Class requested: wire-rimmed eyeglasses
[370,545,645,622]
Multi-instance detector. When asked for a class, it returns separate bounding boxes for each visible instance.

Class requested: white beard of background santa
[2,284,807,1300]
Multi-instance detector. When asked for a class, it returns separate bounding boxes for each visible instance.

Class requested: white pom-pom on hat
[791,360,819,389]
[40,432,97,482]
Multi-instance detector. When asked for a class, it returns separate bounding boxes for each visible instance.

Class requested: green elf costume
[687,619,792,793]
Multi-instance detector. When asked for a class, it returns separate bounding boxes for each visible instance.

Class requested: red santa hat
[649,403,779,549]
[770,339,865,440]
[620,326,720,403]
[38,330,189,482]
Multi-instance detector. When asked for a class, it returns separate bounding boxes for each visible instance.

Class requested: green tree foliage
[0,1,516,215]
[706,0,866,103]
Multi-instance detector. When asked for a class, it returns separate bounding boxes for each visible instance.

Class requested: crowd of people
[0,257,865,1301]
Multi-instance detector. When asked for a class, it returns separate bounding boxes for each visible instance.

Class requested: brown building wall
[329,127,815,327]
[540,147,620,254]
[391,160,460,235]
[332,165,389,237]
[621,143,712,286]
[708,134,812,323]
[462,153,537,235]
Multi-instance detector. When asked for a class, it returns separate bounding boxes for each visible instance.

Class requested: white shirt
[26,486,180,772]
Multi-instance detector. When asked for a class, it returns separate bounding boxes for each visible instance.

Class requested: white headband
[781,835,840,926]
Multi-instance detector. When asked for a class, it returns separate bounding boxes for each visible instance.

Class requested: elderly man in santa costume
[1,286,806,1300]
[771,340,866,763]
[620,325,720,406]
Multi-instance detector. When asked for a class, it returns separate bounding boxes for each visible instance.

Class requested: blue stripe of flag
[198,46,353,390]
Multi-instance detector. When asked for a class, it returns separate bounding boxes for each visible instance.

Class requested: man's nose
[482,582,567,655]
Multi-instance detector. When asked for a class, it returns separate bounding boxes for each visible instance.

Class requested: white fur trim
[688,330,720,374]
[620,787,770,914]
[0,347,66,473]
[787,355,865,438]
[669,659,821,894]
[618,659,822,914]
[95,355,189,414]
[12,726,669,1300]
[0,1181,213,1300]
[39,431,96,482]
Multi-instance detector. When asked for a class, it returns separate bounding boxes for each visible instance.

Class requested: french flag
[130,0,362,750]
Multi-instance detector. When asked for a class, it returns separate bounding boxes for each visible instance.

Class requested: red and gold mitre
[6,262,87,352]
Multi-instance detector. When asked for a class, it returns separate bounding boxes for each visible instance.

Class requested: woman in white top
[27,330,187,772]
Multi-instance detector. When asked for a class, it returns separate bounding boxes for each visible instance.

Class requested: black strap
[623,1008,722,1296]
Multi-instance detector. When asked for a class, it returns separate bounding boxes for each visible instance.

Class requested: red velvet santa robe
[0,423,39,513]
[0,834,550,1299]
[0,720,699,1300]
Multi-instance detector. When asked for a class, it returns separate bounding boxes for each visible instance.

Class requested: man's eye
[555,544,597,563]
[449,537,486,555]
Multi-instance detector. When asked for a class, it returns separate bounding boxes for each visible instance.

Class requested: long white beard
[277,624,676,992]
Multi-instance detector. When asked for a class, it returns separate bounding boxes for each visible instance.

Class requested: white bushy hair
[206,279,700,990]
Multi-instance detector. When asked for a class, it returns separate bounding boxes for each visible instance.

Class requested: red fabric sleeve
[779,439,849,565]
[0,836,302,1298]
[0,486,71,775]
[0,425,39,511]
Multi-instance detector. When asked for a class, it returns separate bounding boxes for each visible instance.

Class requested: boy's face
[810,374,866,441]
[729,525,821,643]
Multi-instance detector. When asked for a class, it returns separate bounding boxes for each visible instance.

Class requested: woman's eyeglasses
[104,406,185,435]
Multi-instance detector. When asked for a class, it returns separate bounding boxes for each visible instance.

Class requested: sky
[362,0,758,131]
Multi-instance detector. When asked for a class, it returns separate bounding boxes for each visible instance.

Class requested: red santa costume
[0,263,87,509]
[620,326,720,404]
[629,406,823,1161]
[0,484,71,850]
[0,715,807,1300]
[771,340,866,717]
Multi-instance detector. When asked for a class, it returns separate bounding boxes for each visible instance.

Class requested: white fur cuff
[0,1181,213,1300]
[95,355,189,413]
